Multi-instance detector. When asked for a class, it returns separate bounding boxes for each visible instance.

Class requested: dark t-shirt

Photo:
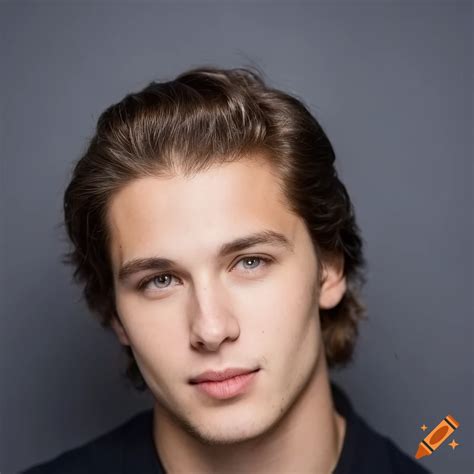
[22,382,430,473]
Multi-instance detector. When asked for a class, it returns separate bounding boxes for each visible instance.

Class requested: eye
[140,273,176,291]
[234,256,272,273]
[137,255,273,292]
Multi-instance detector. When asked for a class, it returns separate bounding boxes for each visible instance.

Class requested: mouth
[189,367,260,384]
[190,369,260,400]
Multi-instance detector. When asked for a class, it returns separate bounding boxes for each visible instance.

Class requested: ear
[318,254,347,309]
[110,315,131,346]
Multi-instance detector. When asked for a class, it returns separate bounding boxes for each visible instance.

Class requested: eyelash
[137,256,273,292]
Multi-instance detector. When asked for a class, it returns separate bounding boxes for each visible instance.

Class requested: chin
[177,407,274,447]
[189,423,269,447]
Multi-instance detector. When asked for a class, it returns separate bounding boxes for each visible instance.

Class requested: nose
[189,283,240,352]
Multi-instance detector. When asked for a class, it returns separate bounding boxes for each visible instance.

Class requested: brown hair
[63,66,367,392]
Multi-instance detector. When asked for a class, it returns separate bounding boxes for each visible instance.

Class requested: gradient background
[1,1,472,473]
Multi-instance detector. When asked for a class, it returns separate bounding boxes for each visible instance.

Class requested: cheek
[115,295,184,370]
[240,269,319,348]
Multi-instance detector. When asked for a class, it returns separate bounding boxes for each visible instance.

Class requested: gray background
[1,1,472,473]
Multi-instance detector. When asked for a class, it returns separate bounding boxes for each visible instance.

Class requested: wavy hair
[63,66,368,391]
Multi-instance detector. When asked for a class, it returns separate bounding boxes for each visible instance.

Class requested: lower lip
[192,370,260,400]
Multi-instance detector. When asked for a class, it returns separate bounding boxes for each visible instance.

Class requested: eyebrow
[117,230,293,282]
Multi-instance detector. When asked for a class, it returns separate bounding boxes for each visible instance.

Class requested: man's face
[108,156,343,445]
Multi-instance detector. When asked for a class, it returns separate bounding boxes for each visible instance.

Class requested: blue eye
[238,256,266,271]
[148,274,174,289]
[138,255,272,292]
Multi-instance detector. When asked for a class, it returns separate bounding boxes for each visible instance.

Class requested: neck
[153,354,346,474]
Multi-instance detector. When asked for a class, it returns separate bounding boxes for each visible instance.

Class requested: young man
[23,67,429,473]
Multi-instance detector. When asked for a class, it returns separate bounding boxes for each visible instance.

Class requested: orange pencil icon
[415,414,460,459]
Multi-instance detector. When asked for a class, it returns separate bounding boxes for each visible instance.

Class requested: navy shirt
[22,383,430,473]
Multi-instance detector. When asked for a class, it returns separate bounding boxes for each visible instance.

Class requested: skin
[108,156,347,473]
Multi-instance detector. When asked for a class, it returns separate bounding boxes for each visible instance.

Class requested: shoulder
[21,410,152,474]
[331,383,430,474]
[383,436,431,473]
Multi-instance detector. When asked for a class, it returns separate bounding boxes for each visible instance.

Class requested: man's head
[106,157,350,446]
[63,67,366,397]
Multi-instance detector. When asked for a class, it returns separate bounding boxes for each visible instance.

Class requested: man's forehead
[106,159,300,266]
[109,159,290,221]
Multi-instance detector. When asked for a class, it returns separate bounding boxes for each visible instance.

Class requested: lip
[189,367,259,384]
[191,369,260,400]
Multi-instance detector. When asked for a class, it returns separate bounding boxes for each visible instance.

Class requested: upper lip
[189,367,259,384]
